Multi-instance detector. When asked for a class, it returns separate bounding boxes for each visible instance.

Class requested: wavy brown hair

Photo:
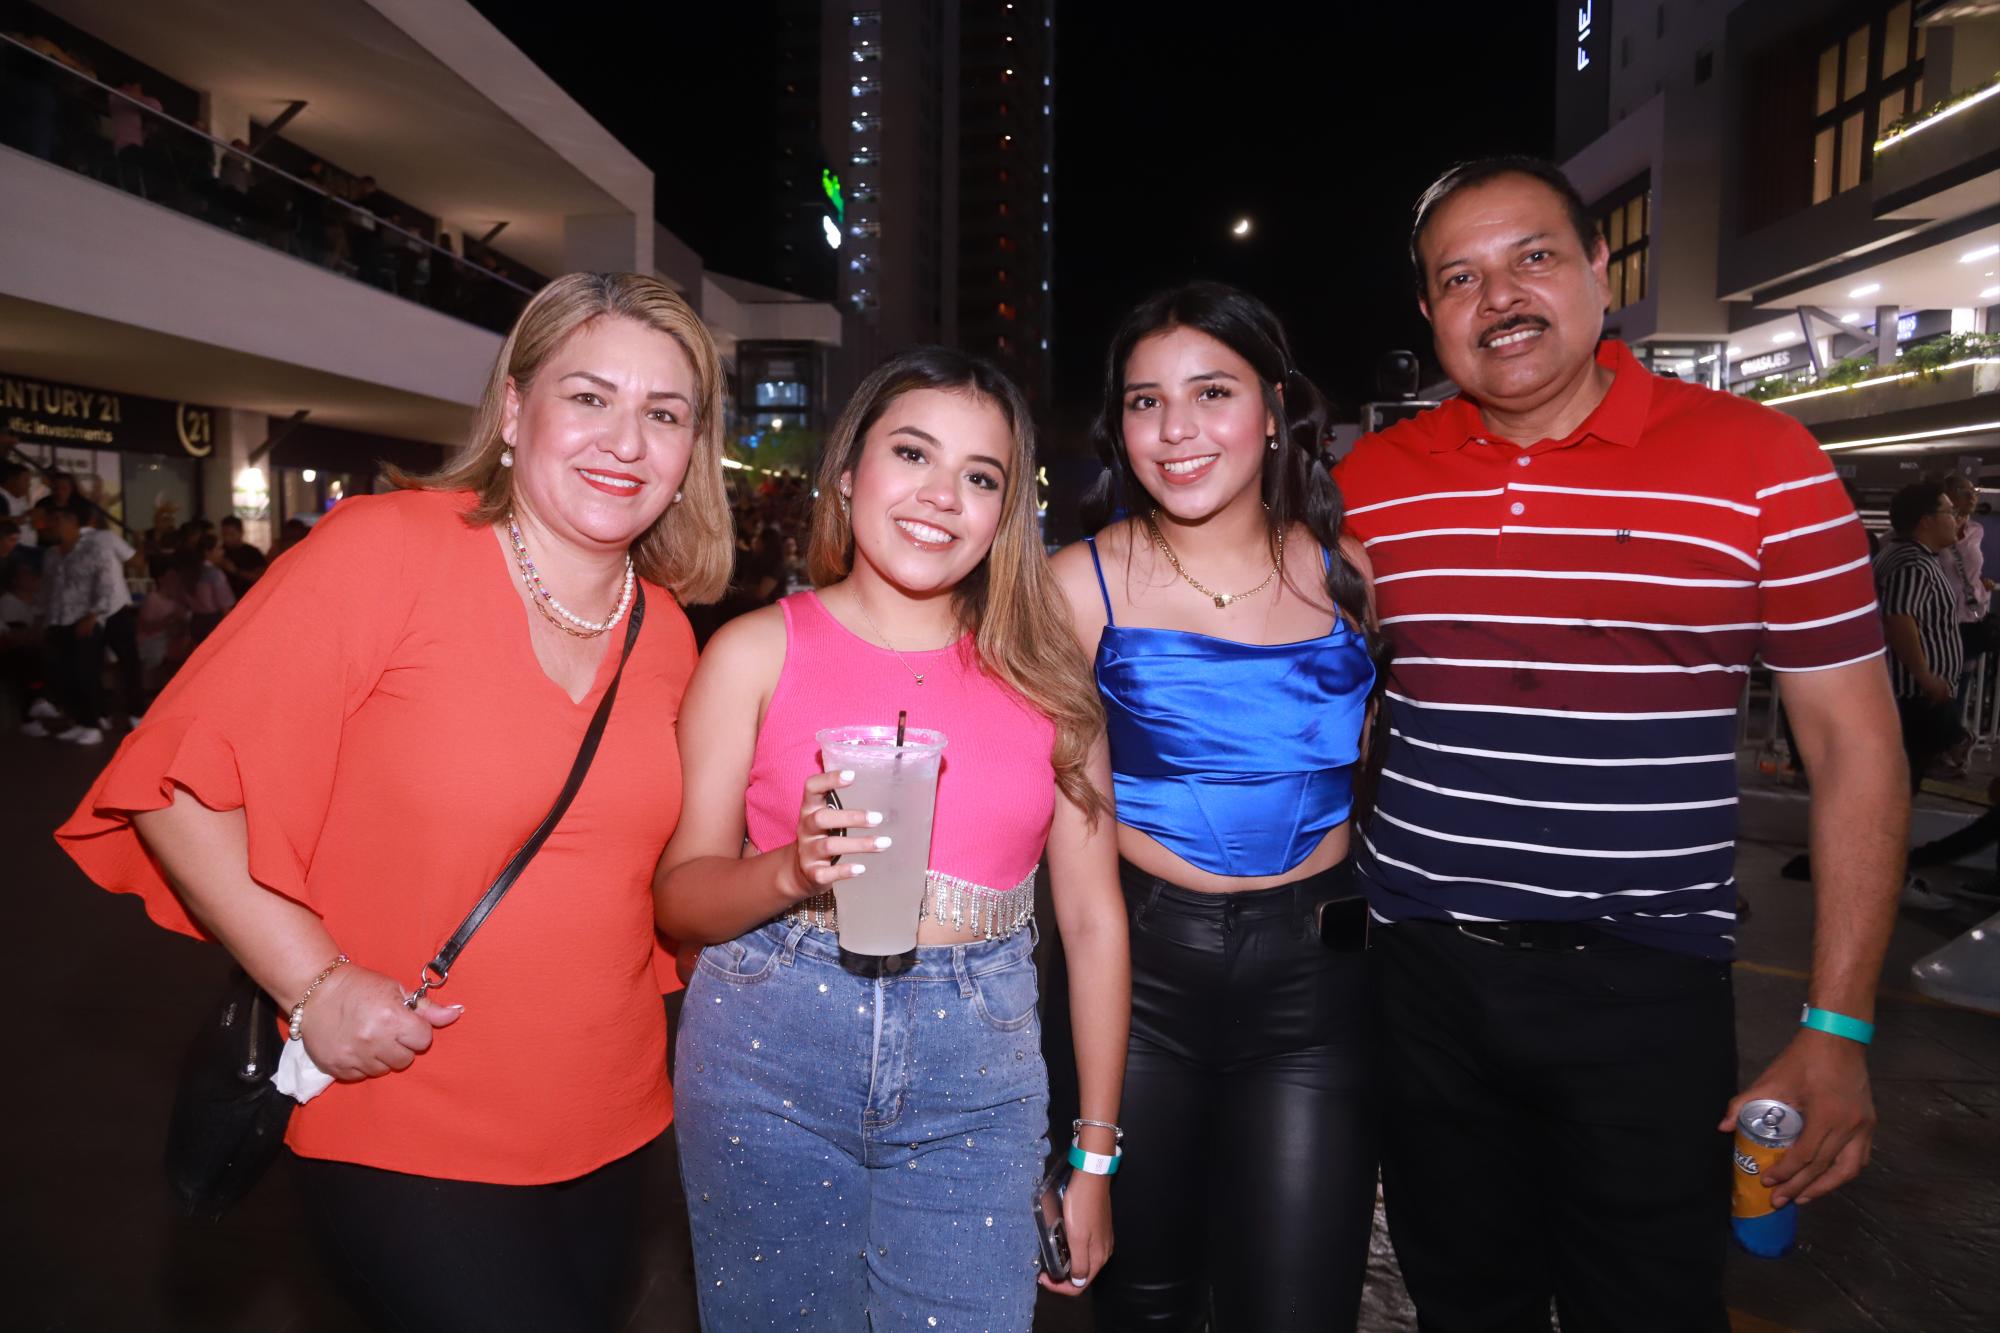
[808,348,1108,820]
[393,271,732,604]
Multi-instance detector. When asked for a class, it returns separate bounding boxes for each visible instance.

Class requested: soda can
[1731,1098,1803,1258]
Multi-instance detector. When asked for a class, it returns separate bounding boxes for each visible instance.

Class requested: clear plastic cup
[817,725,947,964]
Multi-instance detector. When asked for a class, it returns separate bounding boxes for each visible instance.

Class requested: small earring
[499,448,514,468]
[673,490,683,504]
[1266,436,1279,451]
[838,493,850,514]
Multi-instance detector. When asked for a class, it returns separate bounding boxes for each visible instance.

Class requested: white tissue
[274,1037,337,1103]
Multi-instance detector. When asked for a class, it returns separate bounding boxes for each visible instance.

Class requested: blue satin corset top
[1085,537,1375,878]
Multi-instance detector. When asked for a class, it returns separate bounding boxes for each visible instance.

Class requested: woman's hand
[299,964,463,1081]
[1040,1172,1114,1296]
[785,769,890,899]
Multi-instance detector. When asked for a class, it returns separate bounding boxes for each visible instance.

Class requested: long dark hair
[1082,280,1371,641]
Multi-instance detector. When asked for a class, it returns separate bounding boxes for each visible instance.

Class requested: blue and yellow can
[1731,1098,1803,1258]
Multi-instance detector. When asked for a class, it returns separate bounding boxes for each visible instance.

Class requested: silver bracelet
[1073,1117,1124,1143]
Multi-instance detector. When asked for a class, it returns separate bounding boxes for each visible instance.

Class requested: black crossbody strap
[404,588,646,1007]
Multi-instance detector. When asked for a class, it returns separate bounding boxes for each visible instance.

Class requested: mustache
[1478,315,1549,347]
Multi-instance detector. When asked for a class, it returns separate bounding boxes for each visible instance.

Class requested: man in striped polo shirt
[1336,157,1906,1331]
[1876,479,1967,793]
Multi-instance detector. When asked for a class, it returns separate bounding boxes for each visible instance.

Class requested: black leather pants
[1092,858,1376,1332]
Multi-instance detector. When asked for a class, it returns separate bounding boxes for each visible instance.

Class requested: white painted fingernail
[874,836,893,849]
[1070,1277,1088,1287]
[839,770,855,782]
[849,863,867,875]
[866,811,884,826]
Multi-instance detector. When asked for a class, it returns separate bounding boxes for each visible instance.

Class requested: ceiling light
[1962,244,2000,264]
[1983,286,2000,301]
[1849,282,1881,298]
[1772,331,1796,343]
[1728,345,1742,355]
[1841,312,1862,324]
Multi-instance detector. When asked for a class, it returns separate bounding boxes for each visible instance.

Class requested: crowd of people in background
[686,471,811,644]
[0,24,532,333]
[0,455,268,743]
[1,446,827,739]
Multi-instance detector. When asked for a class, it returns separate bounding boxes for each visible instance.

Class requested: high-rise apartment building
[787,1,1052,403]
[955,0,1055,405]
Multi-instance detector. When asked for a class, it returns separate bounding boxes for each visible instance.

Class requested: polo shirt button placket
[1510,502,1525,516]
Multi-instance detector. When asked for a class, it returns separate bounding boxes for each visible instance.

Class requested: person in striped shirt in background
[1874,483,1968,804]
[1335,157,1907,1332]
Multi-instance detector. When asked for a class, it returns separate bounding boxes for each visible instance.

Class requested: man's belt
[1451,918,1620,951]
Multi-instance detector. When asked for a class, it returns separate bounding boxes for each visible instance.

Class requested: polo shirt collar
[1426,339,1652,454]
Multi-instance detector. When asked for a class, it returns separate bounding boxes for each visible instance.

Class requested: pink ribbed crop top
[745,591,1057,890]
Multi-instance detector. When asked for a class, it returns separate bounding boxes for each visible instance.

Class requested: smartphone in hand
[1033,1162,1073,1282]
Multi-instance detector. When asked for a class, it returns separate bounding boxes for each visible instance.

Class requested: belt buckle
[1455,921,1518,949]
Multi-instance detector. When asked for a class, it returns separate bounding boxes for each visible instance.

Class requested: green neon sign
[821,169,845,223]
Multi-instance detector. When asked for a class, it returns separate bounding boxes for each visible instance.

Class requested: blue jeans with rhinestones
[675,918,1050,1332]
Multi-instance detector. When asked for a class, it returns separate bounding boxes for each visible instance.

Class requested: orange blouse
[57,489,692,1185]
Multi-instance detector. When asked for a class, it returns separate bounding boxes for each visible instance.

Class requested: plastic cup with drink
[818,714,945,972]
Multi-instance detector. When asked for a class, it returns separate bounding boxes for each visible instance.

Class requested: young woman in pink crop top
[654,348,1130,1331]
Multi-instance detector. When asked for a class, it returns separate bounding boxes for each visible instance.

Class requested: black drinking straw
[895,709,908,747]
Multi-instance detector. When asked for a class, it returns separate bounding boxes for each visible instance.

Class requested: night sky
[471,1,1556,419]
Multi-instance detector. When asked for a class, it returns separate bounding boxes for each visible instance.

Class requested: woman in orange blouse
[56,273,731,1332]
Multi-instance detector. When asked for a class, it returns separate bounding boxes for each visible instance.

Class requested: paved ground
[3,730,1996,1331]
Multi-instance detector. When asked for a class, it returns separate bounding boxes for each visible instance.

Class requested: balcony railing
[1740,333,2000,405]
[0,32,536,335]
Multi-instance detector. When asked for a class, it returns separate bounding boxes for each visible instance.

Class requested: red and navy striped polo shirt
[1335,341,1884,957]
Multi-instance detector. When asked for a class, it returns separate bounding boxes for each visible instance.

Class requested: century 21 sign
[1,373,215,458]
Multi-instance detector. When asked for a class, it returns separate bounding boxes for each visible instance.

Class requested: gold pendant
[1214,594,1231,608]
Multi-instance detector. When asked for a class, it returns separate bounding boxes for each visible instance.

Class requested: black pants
[45,621,104,725]
[104,605,142,716]
[1092,859,1376,1332]
[1898,693,1966,794]
[291,1144,647,1333]
[1373,920,1735,1333]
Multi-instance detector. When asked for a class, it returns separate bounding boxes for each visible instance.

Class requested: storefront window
[278,468,368,526]
[3,370,213,536]
[122,454,200,535]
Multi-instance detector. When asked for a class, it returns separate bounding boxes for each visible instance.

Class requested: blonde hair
[395,272,732,604]
[808,348,1108,820]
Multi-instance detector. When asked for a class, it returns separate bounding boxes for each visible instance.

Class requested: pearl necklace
[508,511,634,639]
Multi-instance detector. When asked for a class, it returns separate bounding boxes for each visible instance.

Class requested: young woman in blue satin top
[1049,281,1379,1331]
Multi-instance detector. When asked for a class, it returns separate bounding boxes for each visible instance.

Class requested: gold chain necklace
[848,589,941,686]
[1145,507,1284,609]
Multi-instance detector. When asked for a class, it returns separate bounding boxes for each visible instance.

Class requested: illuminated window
[1594,177,1651,313]
[998,302,1016,320]
[1810,2,1923,204]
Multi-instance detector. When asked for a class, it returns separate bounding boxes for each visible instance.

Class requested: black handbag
[162,590,646,1219]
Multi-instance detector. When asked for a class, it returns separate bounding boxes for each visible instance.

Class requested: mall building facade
[1555,0,1998,505]
[0,0,841,547]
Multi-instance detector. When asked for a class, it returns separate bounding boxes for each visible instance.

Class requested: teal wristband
[1068,1142,1121,1176]
[1799,1005,1874,1045]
